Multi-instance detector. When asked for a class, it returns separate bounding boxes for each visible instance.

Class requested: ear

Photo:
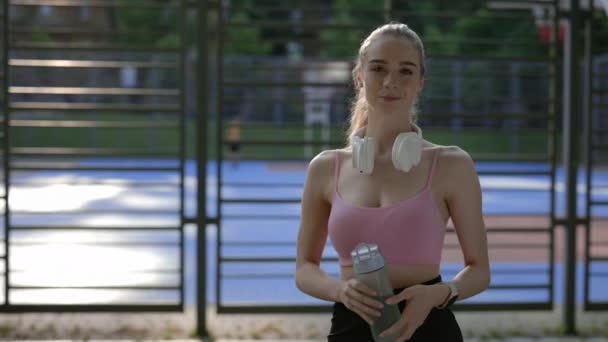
[418,77,425,94]
[355,70,363,89]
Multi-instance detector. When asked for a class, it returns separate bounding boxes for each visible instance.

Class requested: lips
[380,96,401,101]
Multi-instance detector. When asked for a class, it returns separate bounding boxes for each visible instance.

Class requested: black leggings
[328,275,463,342]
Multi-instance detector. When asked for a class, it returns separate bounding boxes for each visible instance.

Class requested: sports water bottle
[351,243,401,342]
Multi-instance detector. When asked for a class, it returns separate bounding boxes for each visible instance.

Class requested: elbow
[482,264,491,291]
[294,268,302,291]
[294,263,307,292]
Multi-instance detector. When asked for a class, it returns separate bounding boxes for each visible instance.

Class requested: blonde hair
[346,22,426,144]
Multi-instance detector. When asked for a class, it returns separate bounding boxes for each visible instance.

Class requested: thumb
[386,287,413,305]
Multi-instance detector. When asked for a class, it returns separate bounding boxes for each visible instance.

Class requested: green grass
[10,115,555,160]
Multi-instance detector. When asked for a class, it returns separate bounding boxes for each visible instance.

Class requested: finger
[345,301,376,325]
[379,318,406,338]
[348,289,384,309]
[348,294,382,317]
[353,309,375,325]
[349,279,377,297]
[385,293,401,305]
[388,286,419,305]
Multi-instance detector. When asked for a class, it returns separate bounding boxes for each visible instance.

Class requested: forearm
[295,262,342,302]
[449,263,490,301]
[426,263,489,308]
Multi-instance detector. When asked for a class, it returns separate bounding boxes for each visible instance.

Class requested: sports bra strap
[425,148,441,189]
[334,151,341,192]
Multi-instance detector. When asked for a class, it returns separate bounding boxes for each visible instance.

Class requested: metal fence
[584,5,608,310]
[1,0,188,312]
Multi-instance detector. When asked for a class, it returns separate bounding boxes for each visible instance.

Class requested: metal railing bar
[485,227,552,233]
[222,4,545,18]
[10,226,181,231]
[225,36,548,49]
[216,302,552,314]
[223,139,553,150]
[587,257,608,262]
[221,65,554,78]
[223,81,349,88]
[221,272,315,279]
[12,285,180,290]
[0,304,183,312]
[222,96,555,105]
[10,87,179,96]
[489,268,550,274]
[11,180,179,187]
[221,198,300,204]
[11,120,178,128]
[10,59,177,68]
[220,214,301,220]
[10,102,180,112]
[11,164,180,171]
[11,42,180,53]
[220,256,324,263]
[474,243,551,248]
[222,241,297,246]
[222,182,303,188]
[11,0,178,9]
[9,27,175,37]
[584,303,608,311]
[488,284,550,290]
[11,241,180,247]
[12,209,179,214]
[11,148,179,157]
[477,170,553,176]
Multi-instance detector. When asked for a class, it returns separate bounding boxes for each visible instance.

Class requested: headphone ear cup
[392,133,422,172]
[352,136,374,174]
[362,137,375,174]
[352,136,362,170]
[392,134,409,172]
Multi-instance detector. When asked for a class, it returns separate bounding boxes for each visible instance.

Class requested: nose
[383,71,398,88]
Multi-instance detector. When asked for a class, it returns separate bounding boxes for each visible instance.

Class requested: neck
[364,119,417,159]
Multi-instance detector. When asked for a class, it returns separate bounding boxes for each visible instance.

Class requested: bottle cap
[351,243,385,274]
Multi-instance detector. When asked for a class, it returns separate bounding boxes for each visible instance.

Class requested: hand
[336,278,384,325]
[379,284,441,341]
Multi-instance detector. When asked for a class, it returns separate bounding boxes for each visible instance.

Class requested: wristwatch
[436,281,459,309]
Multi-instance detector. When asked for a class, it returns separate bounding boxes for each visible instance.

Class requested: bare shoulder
[307,149,339,176]
[433,145,479,195]
[305,149,343,201]
[437,145,475,169]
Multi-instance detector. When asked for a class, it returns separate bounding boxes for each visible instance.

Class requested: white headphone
[351,124,423,175]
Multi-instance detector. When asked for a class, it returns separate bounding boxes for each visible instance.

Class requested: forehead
[365,36,419,65]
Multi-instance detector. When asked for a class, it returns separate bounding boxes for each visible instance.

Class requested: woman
[294,22,490,341]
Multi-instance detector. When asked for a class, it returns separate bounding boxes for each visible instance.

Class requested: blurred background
[0,0,608,340]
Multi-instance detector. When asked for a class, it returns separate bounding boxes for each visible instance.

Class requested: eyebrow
[368,59,417,68]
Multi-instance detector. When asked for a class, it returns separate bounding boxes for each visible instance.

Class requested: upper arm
[443,148,489,269]
[296,150,334,269]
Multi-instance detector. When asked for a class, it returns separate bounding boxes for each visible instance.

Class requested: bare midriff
[340,264,441,288]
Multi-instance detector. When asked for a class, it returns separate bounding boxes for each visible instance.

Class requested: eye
[371,66,384,72]
[401,69,413,75]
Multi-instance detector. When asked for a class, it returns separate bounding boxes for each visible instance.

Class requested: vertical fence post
[197,0,209,337]
[562,0,581,334]
[2,0,10,308]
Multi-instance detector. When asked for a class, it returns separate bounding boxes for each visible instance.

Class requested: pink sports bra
[327,148,447,266]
